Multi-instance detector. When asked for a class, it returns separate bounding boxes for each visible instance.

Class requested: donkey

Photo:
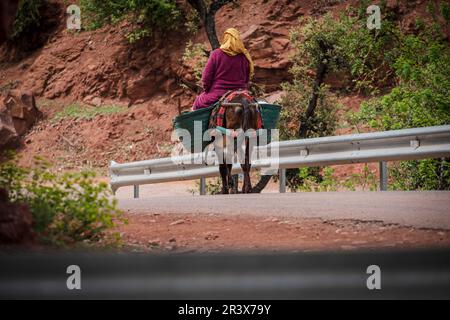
[212,91,261,194]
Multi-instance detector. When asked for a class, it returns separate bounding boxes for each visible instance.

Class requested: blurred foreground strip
[0,249,449,300]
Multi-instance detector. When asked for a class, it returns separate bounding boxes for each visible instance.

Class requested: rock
[241,25,264,41]
[271,38,290,51]
[148,239,161,246]
[0,188,35,245]
[205,232,219,241]
[165,245,177,251]
[3,90,42,135]
[91,97,102,107]
[351,241,368,245]
[83,95,103,107]
[0,115,18,148]
[0,90,41,151]
[169,219,185,226]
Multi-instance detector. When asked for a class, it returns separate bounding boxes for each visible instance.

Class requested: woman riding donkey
[193,28,263,194]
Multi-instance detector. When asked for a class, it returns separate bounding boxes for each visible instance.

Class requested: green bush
[289,12,400,95]
[0,153,125,246]
[280,10,399,190]
[280,15,342,190]
[352,30,450,190]
[11,0,43,40]
[279,83,338,141]
[189,178,222,195]
[282,6,449,191]
[80,0,181,42]
[286,165,378,192]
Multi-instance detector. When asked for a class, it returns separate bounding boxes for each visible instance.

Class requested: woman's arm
[202,50,217,92]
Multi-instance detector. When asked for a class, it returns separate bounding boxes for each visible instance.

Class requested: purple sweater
[193,48,250,110]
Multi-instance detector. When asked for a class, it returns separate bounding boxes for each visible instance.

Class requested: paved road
[118,191,450,230]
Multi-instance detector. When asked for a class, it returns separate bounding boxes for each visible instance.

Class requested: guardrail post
[279,169,286,193]
[379,161,388,191]
[134,185,140,199]
[200,177,206,196]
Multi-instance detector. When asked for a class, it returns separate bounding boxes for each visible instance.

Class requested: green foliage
[184,7,201,34]
[288,165,378,192]
[289,12,400,95]
[80,0,181,42]
[279,81,337,190]
[342,165,378,192]
[351,31,450,190]
[182,41,208,85]
[441,1,450,23]
[53,103,125,121]
[280,15,344,189]
[295,167,338,192]
[389,159,450,191]
[282,6,449,191]
[280,6,450,190]
[280,10,399,189]
[0,153,125,246]
[279,84,338,141]
[189,178,222,195]
[280,15,346,141]
[11,0,43,40]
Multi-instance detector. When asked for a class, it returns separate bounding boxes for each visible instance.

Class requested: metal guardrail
[110,125,450,197]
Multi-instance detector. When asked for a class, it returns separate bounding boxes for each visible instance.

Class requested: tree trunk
[298,61,328,138]
[298,40,330,139]
[205,13,220,49]
[187,0,234,50]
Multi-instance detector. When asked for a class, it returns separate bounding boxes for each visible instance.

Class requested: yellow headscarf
[220,28,255,79]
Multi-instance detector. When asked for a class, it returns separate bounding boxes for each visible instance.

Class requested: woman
[192,28,254,110]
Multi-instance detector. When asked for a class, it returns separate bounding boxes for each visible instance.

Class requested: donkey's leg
[227,164,238,194]
[219,164,229,194]
[246,165,253,193]
[241,163,252,194]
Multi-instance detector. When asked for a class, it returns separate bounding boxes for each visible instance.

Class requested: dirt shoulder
[115,213,450,253]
